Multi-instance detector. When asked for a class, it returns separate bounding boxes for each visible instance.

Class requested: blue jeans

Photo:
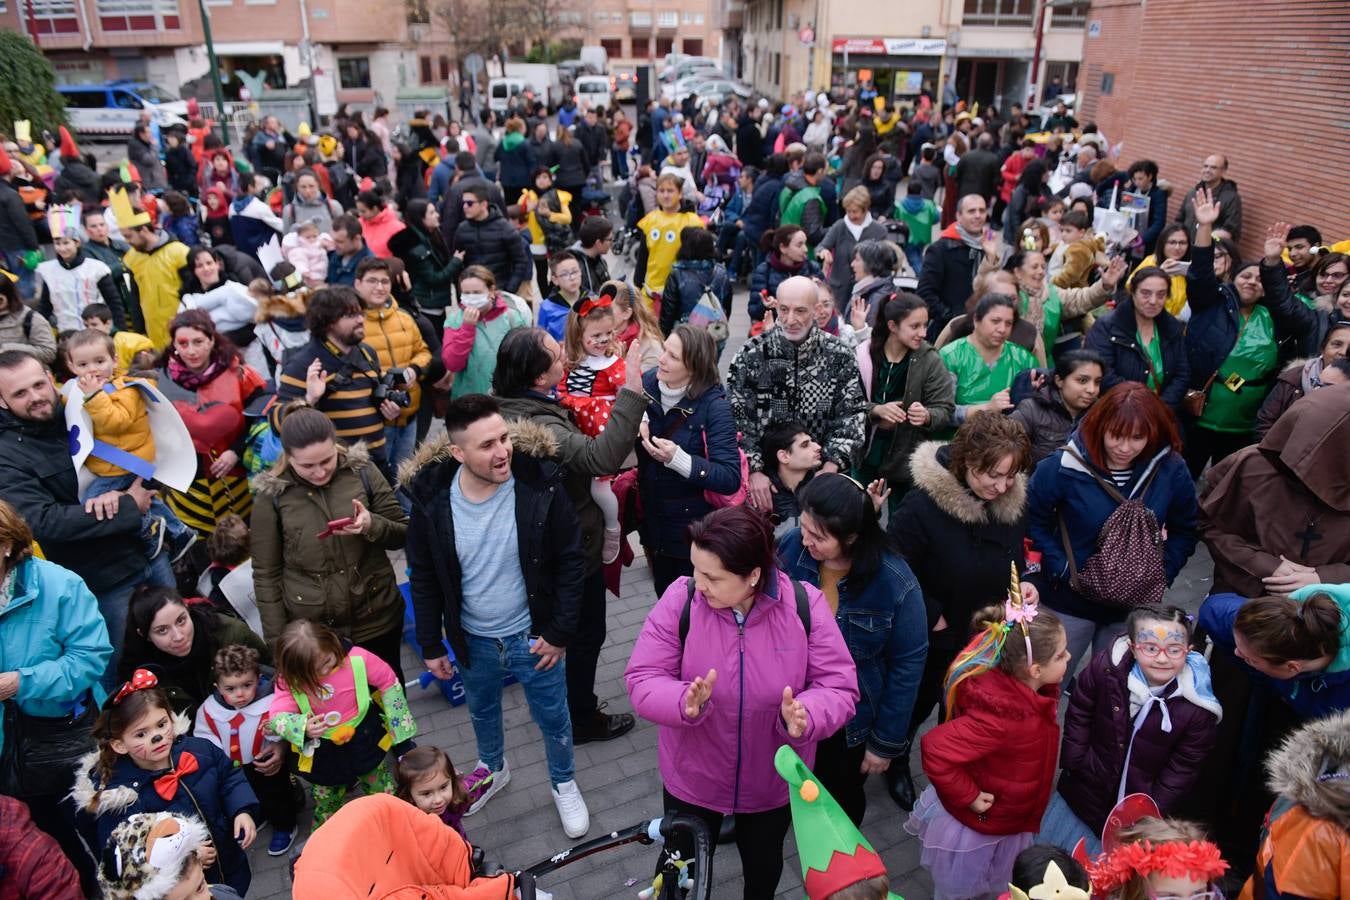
[903,243,925,276]
[1037,790,1102,856]
[383,421,418,483]
[95,553,176,691]
[611,146,630,180]
[83,473,193,556]
[459,631,574,787]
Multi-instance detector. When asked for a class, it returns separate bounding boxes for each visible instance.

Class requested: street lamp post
[196,0,232,144]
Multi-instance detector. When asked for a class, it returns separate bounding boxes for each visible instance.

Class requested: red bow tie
[153,750,199,801]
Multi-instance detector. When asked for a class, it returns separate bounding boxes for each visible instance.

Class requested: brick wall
[1078,0,1350,258]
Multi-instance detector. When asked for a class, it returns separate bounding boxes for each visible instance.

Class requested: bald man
[1180,154,1244,239]
[728,275,867,509]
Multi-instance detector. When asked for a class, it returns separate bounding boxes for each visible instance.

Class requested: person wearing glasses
[1038,605,1220,855]
[449,186,530,296]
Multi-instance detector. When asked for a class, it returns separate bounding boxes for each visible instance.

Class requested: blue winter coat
[495,140,538,191]
[0,557,110,757]
[741,173,784,239]
[660,258,732,338]
[637,370,742,557]
[1199,584,1350,722]
[779,533,927,756]
[1085,294,1191,410]
[1027,436,1199,621]
[1184,244,1308,389]
[75,734,259,894]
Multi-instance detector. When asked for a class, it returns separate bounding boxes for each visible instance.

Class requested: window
[406,0,428,23]
[1100,72,1114,96]
[96,0,179,30]
[683,38,702,56]
[338,57,372,89]
[26,0,79,32]
[630,10,650,26]
[773,52,781,85]
[600,38,622,58]
[61,89,108,108]
[694,13,703,24]
[775,0,782,29]
[681,11,690,23]
[963,0,1033,26]
[1043,61,1079,96]
[594,9,606,21]
[420,55,433,83]
[1051,3,1088,29]
[656,36,673,56]
[658,10,677,27]
[631,37,650,58]
[439,55,451,81]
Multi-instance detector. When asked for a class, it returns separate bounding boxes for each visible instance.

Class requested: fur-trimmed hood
[908,440,1027,526]
[396,420,560,488]
[250,441,371,497]
[250,286,309,324]
[69,711,193,817]
[1265,709,1350,830]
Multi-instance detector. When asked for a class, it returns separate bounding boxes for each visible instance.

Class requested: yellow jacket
[521,187,573,246]
[124,238,191,348]
[83,377,156,478]
[362,300,431,426]
[113,330,157,374]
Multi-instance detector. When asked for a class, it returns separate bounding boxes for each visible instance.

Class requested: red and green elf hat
[774,745,903,899]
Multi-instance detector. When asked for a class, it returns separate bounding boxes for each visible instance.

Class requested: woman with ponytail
[908,593,1070,899]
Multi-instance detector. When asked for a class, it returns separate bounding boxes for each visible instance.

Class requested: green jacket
[250,443,408,645]
[856,339,955,486]
[498,389,647,575]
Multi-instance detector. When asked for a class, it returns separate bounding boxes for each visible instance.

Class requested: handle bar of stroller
[514,813,713,899]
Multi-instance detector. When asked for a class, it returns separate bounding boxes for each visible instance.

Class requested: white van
[488,77,528,114]
[58,81,189,138]
[573,75,612,112]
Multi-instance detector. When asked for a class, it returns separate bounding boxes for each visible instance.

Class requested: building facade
[738,0,1087,111]
[1076,0,1349,256]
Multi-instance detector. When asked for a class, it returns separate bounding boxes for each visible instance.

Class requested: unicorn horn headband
[1005,561,1037,664]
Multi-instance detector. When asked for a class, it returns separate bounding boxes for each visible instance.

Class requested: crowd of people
[0,75,1346,900]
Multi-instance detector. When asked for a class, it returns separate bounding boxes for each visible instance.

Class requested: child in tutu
[908,581,1069,899]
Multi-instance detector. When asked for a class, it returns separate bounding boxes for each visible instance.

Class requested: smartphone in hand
[316,517,354,539]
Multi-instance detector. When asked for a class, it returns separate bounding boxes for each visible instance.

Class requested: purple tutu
[904,785,1034,899]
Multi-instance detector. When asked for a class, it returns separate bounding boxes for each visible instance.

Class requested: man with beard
[274,286,402,481]
[0,350,167,683]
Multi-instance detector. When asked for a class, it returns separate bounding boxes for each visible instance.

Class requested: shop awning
[213,41,286,56]
[831,37,947,56]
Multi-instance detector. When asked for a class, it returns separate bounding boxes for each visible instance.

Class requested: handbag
[650,409,747,508]
[0,695,98,798]
[1056,447,1166,610]
[1182,371,1219,418]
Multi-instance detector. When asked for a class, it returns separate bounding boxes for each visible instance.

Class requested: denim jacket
[779,530,927,756]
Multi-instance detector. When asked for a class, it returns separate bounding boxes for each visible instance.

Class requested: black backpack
[678,576,811,648]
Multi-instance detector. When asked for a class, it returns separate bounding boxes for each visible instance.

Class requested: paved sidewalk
[242,283,1217,898]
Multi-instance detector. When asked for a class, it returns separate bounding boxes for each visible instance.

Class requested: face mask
[460,293,491,309]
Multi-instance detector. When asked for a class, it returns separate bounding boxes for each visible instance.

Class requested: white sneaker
[551,779,590,838]
[463,758,510,816]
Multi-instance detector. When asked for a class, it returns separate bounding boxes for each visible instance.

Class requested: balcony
[963,0,1033,27]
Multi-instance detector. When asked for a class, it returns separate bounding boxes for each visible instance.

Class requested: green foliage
[526,40,581,64]
[0,31,66,137]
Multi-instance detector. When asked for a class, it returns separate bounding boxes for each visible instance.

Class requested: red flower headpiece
[1088,839,1228,893]
[113,668,159,705]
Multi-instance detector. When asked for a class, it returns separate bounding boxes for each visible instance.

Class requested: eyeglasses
[1134,642,1188,660]
[461,199,481,207]
[555,269,582,279]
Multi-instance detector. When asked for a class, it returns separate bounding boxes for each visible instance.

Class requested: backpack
[1057,446,1166,609]
[680,273,729,351]
[679,577,810,648]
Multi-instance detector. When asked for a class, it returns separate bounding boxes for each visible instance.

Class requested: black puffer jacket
[402,428,585,667]
[541,138,590,188]
[388,224,462,313]
[1010,379,1078,464]
[451,209,530,293]
[53,158,103,205]
[1085,295,1191,410]
[915,228,984,339]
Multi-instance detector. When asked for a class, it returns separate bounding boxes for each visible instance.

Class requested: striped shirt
[275,338,387,450]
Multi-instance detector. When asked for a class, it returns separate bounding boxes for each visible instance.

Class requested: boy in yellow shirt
[65,329,196,561]
[637,173,704,302]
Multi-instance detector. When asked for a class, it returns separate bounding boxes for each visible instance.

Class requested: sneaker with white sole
[463,759,510,815]
[551,779,590,838]
[602,525,622,565]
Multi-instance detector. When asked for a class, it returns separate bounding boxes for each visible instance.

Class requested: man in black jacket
[574,108,608,176]
[916,194,991,340]
[0,152,39,301]
[953,132,1001,210]
[452,188,529,294]
[438,152,506,246]
[405,394,591,838]
[0,350,170,686]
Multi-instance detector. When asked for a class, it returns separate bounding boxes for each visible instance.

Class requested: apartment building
[5,0,418,116]
[737,0,1088,109]
[574,0,720,68]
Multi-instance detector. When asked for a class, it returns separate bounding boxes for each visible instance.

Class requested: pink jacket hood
[625,570,858,814]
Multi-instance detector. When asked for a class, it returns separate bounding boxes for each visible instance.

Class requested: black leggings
[1183,425,1253,479]
[660,788,791,900]
[812,730,867,826]
[907,626,966,743]
[356,625,407,692]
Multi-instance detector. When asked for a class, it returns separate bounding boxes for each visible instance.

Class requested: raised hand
[304,357,328,405]
[780,686,808,739]
[1191,185,1221,227]
[684,668,717,719]
[1264,222,1292,264]
[1100,255,1128,290]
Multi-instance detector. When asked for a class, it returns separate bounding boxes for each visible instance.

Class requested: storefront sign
[831,37,947,56]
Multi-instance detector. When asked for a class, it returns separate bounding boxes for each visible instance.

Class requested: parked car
[574,75,613,112]
[58,81,189,139]
[611,67,638,102]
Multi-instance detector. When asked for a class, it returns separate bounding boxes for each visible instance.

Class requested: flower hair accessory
[1004,562,1037,664]
[113,669,158,705]
[1087,839,1228,893]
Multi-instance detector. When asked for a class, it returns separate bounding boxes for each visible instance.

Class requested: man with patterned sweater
[729,275,867,511]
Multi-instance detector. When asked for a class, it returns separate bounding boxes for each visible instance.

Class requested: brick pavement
[242,284,1218,898]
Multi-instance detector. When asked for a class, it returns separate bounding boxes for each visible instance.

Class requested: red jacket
[0,796,82,900]
[920,667,1061,835]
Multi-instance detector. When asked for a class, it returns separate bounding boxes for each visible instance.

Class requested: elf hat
[98,812,211,900]
[59,126,81,160]
[774,745,900,899]
[0,144,12,178]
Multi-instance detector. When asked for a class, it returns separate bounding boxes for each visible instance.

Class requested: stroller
[292,792,714,899]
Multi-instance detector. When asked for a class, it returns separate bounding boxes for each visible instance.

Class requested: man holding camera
[354,258,432,475]
[274,281,406,483]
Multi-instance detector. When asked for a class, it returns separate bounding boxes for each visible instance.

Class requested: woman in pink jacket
[624,505,859,900]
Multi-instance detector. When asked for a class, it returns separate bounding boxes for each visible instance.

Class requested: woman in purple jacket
[625,505,859,900]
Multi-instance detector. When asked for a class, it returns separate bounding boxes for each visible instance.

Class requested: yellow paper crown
[108,185,151,230]
[13,120,32,144]
[1008,861,1090,900]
